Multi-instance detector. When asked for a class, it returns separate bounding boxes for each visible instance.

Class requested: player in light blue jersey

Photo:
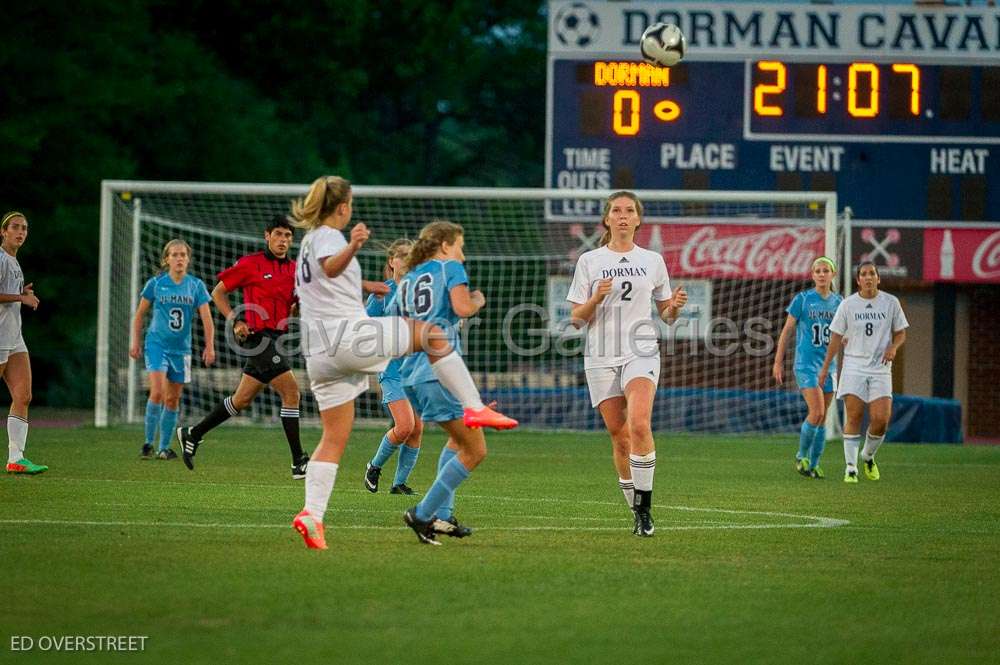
[399,221,488,542]
[130,239,215,460]
[363,239,425,495]
[773,256,842,478]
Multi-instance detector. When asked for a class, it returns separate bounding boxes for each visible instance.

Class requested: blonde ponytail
[291,176,351,230]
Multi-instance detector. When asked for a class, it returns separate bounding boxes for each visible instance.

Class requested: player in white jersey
[288,176,517,550]
[0,212,45,475]
[567,191,687,537]
[818,261,908,483]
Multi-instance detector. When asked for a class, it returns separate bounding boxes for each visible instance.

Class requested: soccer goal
[96,182,847,435]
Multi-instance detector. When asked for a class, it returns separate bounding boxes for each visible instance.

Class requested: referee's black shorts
[240,330,294,384]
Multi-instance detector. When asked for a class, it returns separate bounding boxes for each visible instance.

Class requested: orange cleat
[292,509,327,550]
[463,406,518,430]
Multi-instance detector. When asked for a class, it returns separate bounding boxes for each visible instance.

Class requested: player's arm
[883,328,906,364]
[211,281,249,341]
[817,332,843,387]
[363,280,391,296]
[198,303,216,366]
[450,284,484,318]
[320,223,369,278]
[570,279,612,327]
[656,284,687,326]
[0,281,38,309]
[129,298,152,359]
[771,314,796,384]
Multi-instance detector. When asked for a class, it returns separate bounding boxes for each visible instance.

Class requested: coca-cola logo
[679,227,824,277]
[973,230,1000,279]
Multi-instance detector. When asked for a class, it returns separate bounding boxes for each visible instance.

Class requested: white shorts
[585,355,661,407]
[0,336,28,364]
[836,371,892,403]
[304,317,411,411]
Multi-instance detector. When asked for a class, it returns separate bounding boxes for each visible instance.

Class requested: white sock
[629,452,656,492]
[430,351,484,410]
[304,460,339,522]
[844,435,861,469]
[7,415,27,463]
[618,477,635,509]
[862,431,885,462]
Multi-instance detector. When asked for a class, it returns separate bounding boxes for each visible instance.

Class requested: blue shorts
[795,369,833,393]
[404,381,464,423]
[145,343,191,384]
[380,375,407,405]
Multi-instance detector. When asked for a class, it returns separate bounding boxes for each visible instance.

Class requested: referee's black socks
[280,407,304,463]
[191,396,240,441]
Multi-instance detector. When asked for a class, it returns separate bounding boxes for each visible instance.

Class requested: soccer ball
[640,23,686,67]
[554,2,601,48]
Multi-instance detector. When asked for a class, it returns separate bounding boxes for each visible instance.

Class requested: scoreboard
[547,2,1000,221]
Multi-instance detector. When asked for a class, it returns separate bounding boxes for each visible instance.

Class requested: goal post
[96,181,845,435]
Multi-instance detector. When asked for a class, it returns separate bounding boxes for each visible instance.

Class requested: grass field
[3,425,999,664]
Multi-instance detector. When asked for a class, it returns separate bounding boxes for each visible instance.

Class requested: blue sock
[809,425,827,470]
[798,421,817,461]
[159,408,178,452]
[393,445,420,487]
[370,432,400,469]
[415,456,470,522]
[144,400,162,445]
[435,446,459,520]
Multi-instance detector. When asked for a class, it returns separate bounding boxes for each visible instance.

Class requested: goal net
[96,182,845,435]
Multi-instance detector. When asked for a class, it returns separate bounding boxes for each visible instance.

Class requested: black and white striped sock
[280,406,304,463]
[191,397,240,440]
[618,477,635,509]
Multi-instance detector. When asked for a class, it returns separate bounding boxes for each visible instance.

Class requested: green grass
[2,426,999,664]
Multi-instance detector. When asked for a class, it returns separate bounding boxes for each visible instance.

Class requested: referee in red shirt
[177,215,308,479]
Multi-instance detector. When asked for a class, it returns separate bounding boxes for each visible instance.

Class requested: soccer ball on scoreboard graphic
[640,23,686,68]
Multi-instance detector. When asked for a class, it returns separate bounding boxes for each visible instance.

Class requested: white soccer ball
[640,23,686,67]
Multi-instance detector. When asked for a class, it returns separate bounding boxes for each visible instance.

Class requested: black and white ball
[640,23,686,67]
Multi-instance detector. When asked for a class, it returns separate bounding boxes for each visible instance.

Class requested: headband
[1,211,25,230]
[812,256,837,272]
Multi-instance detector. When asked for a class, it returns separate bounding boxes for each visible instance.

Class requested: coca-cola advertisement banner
[633,223,825,280]
[924,228,1000,284]
[851,226,924,280]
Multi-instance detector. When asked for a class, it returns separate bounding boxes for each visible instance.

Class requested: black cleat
[633,507,655,537]
[389,483,417,495]
[364,462,382,493]
[140,444,154,460]
[291,454,309,480]
[157,448,178,461]
[176,427,202,470]
[432,515,473,538]
[403,507,441,545]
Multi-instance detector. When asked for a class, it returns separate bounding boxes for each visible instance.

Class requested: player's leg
[623,372,657,537]
[144,370,167,458]
[861,394,892,481]
[406,319,516,430]
[798,384,825,475]
[3,351,45,474]
[269,370,308,476]
[597,396,633,511]
[179,373,266,469]
[293,399,355,550]
[406,417,484,544]
[432,437,459,520]
[391,401,423,494]
[809,390,835,478]
[366,396,414,493]
[842,394,866,483]
[157,380,184,459]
